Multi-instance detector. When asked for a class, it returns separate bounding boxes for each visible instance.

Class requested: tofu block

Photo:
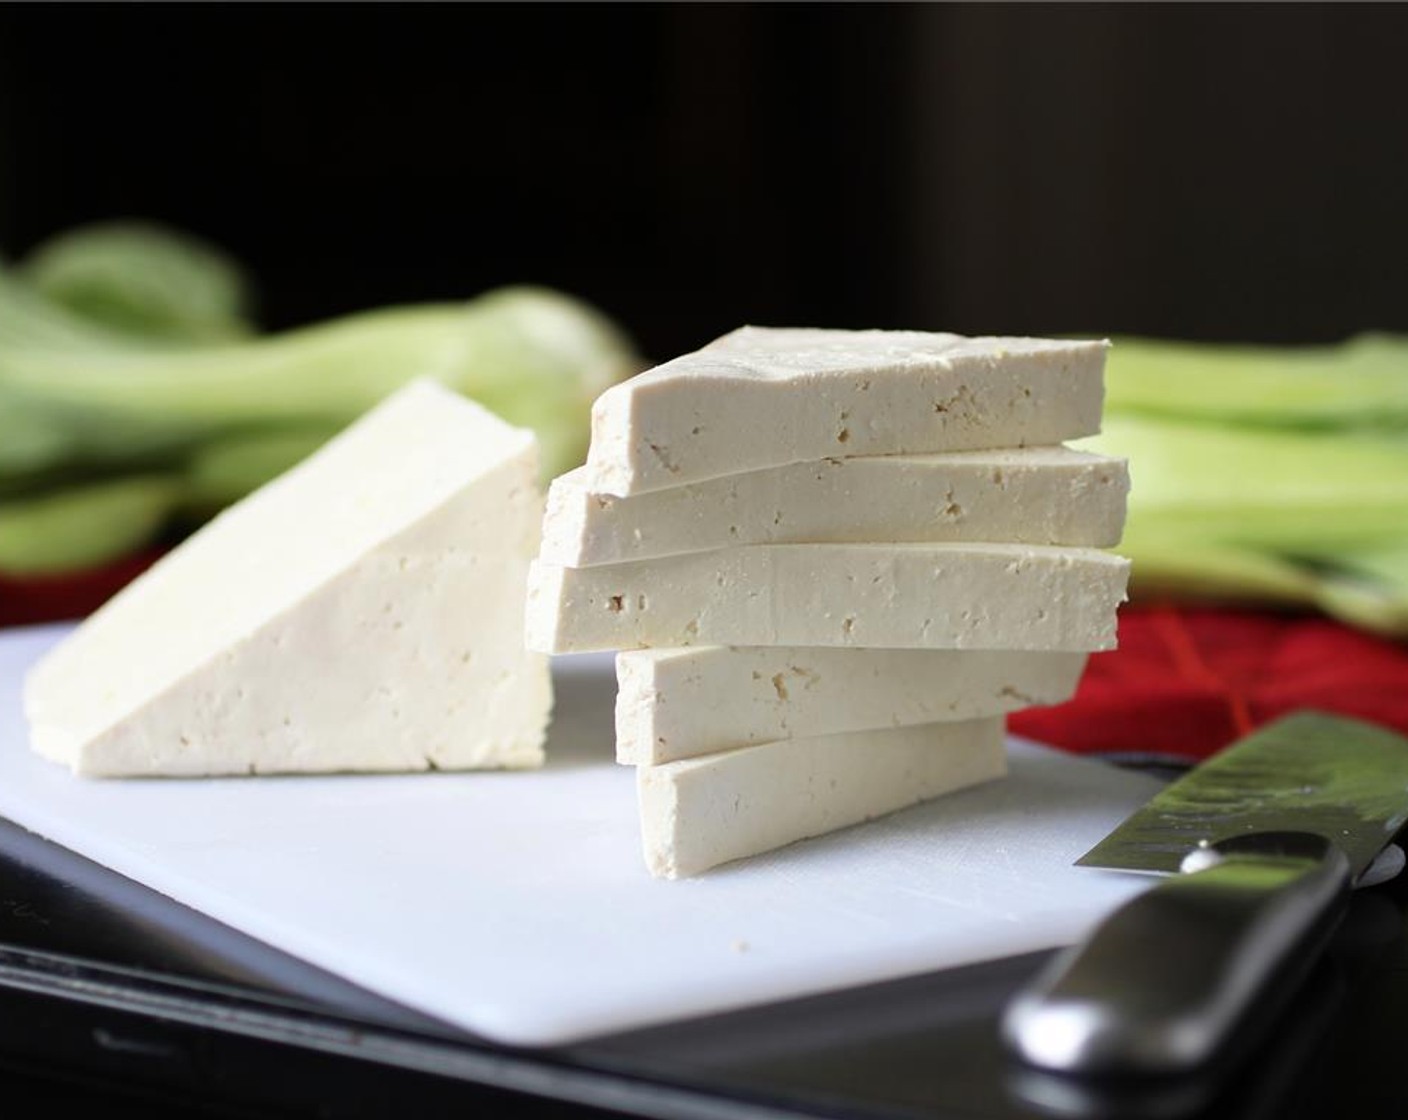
[639,717,1007,878]
[25,380,552,777]
[527,543,1129,654]
[545,446,1128,566]
[615,645,1087,763]
[585,327,1108,496]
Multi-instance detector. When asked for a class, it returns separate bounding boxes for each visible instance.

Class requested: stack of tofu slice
[527,327,1131,878]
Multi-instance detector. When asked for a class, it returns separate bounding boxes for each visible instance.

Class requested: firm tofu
[615,645,1087,764]
[526,543,1129,654]
[585,327,1108,496]
[545,446,1128,567]
[25,380,552,777]
[638,717,1008,878]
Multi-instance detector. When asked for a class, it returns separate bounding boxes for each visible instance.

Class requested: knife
[1001,710,1408,1078]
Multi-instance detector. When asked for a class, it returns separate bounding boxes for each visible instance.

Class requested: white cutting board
[0,623,1159,1047]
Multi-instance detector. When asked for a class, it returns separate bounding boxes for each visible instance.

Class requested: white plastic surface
[0,624,1158,1046]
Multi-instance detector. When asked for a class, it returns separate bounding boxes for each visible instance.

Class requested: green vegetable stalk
[0,222,643,577]
[1103,333,1408,431]
[1081,415,1408,553]
[182,427,337,513]
[0,285,639,480]
[1092,333,1408,636]
[0,475,183,575]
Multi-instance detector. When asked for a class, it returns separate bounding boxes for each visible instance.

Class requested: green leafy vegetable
[18,220,255,344]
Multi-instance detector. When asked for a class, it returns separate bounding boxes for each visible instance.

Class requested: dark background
[2,2,1406,365]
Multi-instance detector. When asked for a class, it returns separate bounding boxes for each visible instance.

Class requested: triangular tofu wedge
[25,379,551,777]
[585,327,1108,495]
[527,543,1129,654]
[615,645,1087,764]
[546,446,1129,567]
[639,718,1007,878]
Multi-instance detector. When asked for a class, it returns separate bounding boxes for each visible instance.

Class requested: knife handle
[1001,831,1352,1077]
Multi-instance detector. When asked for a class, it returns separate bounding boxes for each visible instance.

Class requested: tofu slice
[639,718,1007,878]
[24,379,551,777]
[527,543,1129,654]
[545,446,1129,567]
[615,645,1087,764]
[585,327,1108,496]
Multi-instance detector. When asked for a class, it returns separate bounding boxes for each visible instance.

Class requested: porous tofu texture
[527,543,1130,654]
[638,718,1008,878]
[546,446,1128,566]
[586,327,1108,495]
[615,645,1087,763]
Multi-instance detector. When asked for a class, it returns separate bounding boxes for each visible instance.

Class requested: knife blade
[1001,710,1408,1078]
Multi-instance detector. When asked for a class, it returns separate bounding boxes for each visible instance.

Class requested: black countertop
[2,811,1406,1119]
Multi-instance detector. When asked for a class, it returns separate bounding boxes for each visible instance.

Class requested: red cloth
[1010,604,1408,762]
[0,551,163,628]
